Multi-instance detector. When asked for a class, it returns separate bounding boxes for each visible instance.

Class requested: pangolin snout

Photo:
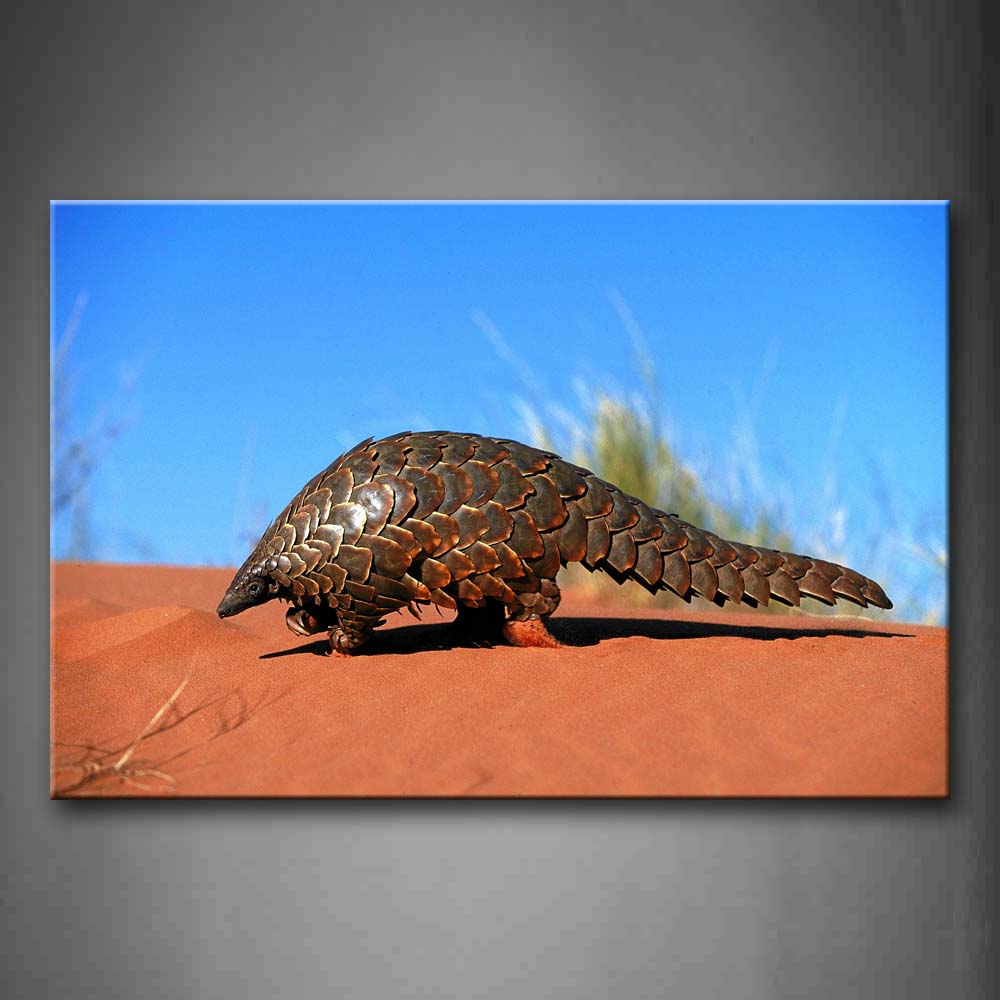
[216,596,237,619]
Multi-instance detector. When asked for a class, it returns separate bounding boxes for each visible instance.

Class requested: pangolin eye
[248,580,264,598]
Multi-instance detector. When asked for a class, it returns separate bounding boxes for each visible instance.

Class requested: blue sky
[51,201,947,621]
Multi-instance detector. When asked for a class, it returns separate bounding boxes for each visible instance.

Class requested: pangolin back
[217,431,892,652]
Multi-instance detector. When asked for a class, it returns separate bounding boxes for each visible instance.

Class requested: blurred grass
[521,389,805,615]
[486,299,945,625]
[51,293,149,562]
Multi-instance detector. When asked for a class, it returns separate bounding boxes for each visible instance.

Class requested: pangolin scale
[217,431,892,653]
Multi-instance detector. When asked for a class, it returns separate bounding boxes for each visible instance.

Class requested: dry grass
[54,674,191,794]
[52,674,287,796]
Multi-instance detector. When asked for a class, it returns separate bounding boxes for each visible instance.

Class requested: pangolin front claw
[286,606,324,636]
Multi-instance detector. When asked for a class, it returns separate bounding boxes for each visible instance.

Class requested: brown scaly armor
[217,431,892,653]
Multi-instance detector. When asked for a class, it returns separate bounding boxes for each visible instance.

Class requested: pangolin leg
[503,578,563,649]
[501,617,562,649]
[326,611,385,656]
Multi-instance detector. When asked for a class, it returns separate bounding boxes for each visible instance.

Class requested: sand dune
[50,561,947,797]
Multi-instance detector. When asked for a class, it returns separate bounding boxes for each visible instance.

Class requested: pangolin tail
[557,480,892,611]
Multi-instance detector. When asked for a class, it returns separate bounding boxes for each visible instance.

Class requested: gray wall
[6,2,996,997]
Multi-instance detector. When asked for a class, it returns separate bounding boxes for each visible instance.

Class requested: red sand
[50,561,947,797]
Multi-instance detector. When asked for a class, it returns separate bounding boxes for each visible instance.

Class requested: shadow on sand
[259,615,911,659]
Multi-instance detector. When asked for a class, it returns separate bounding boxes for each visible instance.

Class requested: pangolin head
[216,548,279,619]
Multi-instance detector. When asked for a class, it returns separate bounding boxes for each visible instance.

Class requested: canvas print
[50,201,948,797]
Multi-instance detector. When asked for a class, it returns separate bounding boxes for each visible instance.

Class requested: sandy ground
[50,561,947,798]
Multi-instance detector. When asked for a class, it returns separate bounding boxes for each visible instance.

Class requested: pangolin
[217,431,892,653]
